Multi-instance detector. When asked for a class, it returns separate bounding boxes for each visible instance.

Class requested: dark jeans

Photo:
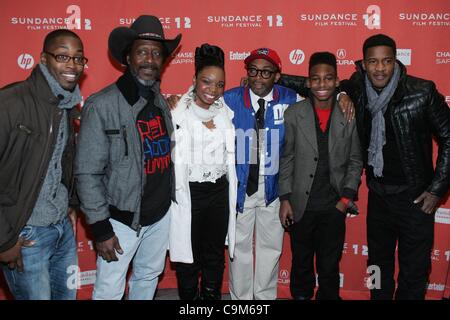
[367,188,434,300]
[290,207,345,300]
[175,175,229,300]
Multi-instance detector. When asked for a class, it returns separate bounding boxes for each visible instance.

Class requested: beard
[129,63,160,87]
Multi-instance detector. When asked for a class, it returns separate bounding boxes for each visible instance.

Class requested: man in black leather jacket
[343,34,449,300]
[279,34,450,300]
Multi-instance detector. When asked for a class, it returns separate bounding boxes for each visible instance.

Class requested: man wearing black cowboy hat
[74,15,181,300]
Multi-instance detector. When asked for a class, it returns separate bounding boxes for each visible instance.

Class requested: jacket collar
[28,66,62,106]
[115,68,161,106]
[243,85,280,109]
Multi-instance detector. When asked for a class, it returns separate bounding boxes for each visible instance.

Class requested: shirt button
[310,174,314,178]
[53,192,57,199]
[314,157,318,161]
[306,191,309,195]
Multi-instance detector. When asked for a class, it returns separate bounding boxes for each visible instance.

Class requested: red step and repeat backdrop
[0,0,449,300]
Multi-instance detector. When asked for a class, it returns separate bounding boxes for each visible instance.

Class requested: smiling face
[40,35,84,91]
[363,45,396,89]
[307,63,339,108]
[193,66,225,109]
[246,58,280,97]
[127,39,165,82]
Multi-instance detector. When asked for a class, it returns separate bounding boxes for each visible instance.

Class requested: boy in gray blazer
[278,52,363,300]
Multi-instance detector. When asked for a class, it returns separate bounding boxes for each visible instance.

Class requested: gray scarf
[365,62,400,177]
[38,63,82,109]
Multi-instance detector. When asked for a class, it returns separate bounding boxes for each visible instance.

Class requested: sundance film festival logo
[436,51,450,64]
[11,5,91,31]
[289,49,305,65]
[430,248,450,262]
[336,49,354,66]
[399,12,450,27]
[363,5,381,29]
[119,17,191,29]
[207,15,283,29]
[17,53,34,70]
[396,49,412,66]
[299,12,358,27]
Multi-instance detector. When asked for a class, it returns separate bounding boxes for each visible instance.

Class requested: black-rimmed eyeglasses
[246,67,275,79]
[44,51,88,66]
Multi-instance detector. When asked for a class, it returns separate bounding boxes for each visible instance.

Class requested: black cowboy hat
[108,15,182,65]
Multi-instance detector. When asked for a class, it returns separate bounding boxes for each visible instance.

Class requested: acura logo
[337,48,346,59]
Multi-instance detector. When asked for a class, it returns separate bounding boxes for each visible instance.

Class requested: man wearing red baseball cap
[223,47,302,299]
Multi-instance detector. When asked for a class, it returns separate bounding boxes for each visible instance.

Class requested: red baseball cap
[244,47,282,72]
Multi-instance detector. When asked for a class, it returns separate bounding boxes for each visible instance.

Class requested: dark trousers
[367,189,434,300]
[290,208,345,300]
[175,175,229,300]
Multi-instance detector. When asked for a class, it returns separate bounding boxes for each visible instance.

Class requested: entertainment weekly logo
[399,12,450,27]
[119,16,192,29]
[10,5,92,31]
[297,5,381,29]
[229,51,250,61]
[207,15,283,29]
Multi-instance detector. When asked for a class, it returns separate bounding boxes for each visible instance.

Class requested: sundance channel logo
[399,12,450,27]
[10,5,92,31]
[207,15,283,28]
[119,16,191,29]
[396,49,412,66]
[435,208,450,225]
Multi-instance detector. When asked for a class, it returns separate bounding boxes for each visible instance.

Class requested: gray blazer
[279,99,363,222]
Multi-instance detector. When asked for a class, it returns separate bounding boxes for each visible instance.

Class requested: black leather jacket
[341,60,450,198]
[279,61,450,198]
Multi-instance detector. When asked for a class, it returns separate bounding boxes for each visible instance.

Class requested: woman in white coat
[169,44,237,300]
